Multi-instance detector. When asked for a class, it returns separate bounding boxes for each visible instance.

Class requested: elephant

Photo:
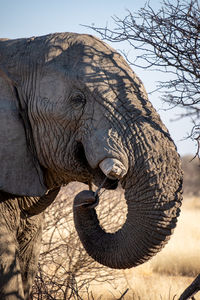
[0,32,183,299]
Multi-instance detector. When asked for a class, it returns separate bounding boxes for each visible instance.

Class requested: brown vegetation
[32,183,126,299]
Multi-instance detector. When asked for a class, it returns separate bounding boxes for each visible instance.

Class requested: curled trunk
[73,133,183,269]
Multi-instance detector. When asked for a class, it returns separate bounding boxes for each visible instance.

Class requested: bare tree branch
[88,0,200,154]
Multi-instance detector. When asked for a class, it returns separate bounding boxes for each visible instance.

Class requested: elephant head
[0,33,183,268]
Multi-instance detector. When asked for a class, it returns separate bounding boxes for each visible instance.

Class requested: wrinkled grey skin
[0,33,183,299]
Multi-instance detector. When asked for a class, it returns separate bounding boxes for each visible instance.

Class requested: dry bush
[32,182,127,299]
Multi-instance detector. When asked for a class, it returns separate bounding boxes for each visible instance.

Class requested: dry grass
[86,197,200,300]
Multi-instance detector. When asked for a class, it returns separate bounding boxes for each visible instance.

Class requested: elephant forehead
[79,51,133,82]
[41,33,142,92]
[74,50,146,99]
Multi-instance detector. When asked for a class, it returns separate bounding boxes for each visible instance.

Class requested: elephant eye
[69,91,86,109]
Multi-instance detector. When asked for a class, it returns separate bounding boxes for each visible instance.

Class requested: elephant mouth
[92,169,119,190]
[75,142,120,190]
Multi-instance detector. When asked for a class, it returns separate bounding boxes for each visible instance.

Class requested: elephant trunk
[73,135,183,269]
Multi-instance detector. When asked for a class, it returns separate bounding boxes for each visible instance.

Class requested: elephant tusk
[99,158,127,180]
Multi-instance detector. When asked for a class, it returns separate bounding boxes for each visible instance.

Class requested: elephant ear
[0,40,47,197]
